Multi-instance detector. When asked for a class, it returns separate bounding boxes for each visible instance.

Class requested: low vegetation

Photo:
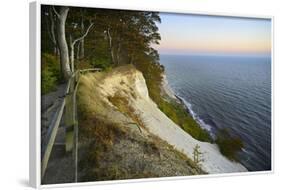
[215,128,244,161]
[158,98,212,142]
[108,93,145,130]
[41,54,62,94]
[78,114,127,181]
[78,109,205,181]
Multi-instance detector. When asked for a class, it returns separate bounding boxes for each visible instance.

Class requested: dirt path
[41,83,76,184]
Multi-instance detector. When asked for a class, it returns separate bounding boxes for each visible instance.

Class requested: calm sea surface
[160,54,271,171]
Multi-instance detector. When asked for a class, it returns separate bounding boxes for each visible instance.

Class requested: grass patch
[78,114,128,181]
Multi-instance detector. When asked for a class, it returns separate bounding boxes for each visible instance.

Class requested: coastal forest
[41,5,244,184]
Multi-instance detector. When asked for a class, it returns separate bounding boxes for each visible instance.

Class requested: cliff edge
[77,65,246,181]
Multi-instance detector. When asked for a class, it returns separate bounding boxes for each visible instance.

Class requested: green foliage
[90,56,111,69]
[158,99,212,142]
[215,128,244,161]
[41,67,57,94]
[41,54,61,94]
[87,36,112,68]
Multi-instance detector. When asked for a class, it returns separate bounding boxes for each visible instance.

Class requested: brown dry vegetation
[76,71,206,182]
[78,113,205,181]
[108,93,145,130]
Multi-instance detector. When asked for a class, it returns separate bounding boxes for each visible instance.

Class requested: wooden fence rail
[41,68,100,181]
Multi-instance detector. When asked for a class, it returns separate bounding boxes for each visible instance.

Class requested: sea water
[161,54,271,171]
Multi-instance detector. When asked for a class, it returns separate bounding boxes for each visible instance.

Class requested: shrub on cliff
[215,128,244,161]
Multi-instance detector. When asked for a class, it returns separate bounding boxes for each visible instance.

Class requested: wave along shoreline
[162,73,215,138]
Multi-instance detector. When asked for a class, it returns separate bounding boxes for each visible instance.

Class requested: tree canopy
[41,5,162,80]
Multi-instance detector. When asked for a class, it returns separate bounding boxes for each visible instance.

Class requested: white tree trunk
[69,35,75,73]
[55,6,72,80]
[107,28,115,65]
[70,22,94,73]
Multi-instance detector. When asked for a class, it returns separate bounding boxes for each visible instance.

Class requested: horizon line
[159,52,271,58]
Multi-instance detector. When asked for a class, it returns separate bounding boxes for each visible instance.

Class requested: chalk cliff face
[77,65,247,180]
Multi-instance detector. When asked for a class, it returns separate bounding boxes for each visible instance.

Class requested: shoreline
[175,94,214,137]
[162,73,213,135]
[161,73,247,171]
[161,74,178,100]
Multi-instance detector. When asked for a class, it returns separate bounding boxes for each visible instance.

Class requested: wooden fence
[41,68,101,182]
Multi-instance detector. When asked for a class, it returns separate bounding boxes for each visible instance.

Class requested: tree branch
[52,6,60,18]
[48,7,56,45]
[72,22,94,47]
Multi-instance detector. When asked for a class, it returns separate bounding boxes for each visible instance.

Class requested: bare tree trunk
[80,39,84,59]
[45,7,58,55]
[76,41,80,60]
[129,54,134,65]
[116,41,121,65]
[107,28,115,65]
[69,35,75,72]
[80,14,85,59]
[70,22,94,73]
[54,6,72,80]
[49,8,58,55]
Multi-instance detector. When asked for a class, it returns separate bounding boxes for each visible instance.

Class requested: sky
[154,13,271,57]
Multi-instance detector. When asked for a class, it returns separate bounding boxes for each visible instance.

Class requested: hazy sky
[154,13,271,56]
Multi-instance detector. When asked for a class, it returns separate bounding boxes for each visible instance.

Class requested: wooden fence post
[64,71,80,182]
[73,71,80,182]
[65,77,75,152]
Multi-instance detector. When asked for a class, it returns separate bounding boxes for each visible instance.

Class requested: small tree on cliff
[193,144,204,165]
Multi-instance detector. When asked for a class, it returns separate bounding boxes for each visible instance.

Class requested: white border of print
[29,0,274,189]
